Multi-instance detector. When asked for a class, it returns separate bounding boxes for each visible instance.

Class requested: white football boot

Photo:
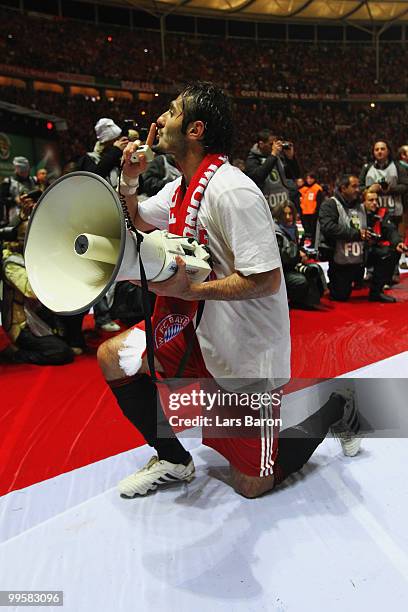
[118,456,195,498]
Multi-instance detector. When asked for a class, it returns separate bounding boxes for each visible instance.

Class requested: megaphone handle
[118,162,157,380]
[118,161,140,232]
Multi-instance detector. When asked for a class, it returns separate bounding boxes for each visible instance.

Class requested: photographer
[360,141,408,285]
[318,175,367,302]
[0,157,36,225]
[360,141,408,224]
[1,193,74,365]
[245,129,300,211]
[273,201,326,308]
[79,118,129,189]
[363,189,405,303]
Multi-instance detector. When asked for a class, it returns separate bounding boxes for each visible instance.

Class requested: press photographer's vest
[333,198,366,265]
[364,162,403,216]
[262,157,289,210]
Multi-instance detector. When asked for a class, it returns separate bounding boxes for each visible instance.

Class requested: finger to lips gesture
[122,122,157,178]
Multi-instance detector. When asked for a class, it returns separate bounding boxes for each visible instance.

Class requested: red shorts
[135,322,280,478]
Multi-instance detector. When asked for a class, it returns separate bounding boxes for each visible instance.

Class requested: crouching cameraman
[273,201,326,308]
[363,189,406,303]
[1,193,74,365]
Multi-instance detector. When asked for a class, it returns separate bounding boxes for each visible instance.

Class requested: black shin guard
[274,393,345,485]
[109,374,191,465]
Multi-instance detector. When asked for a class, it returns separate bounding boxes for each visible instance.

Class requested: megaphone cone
[25,172,211,315]
[25,172,126,314]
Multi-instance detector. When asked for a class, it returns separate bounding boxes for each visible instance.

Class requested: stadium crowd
[1,85,407,185]
[2,6,408,181]
[2,7,408,94]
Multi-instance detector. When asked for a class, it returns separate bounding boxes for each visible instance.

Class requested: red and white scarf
[151,153,227,355]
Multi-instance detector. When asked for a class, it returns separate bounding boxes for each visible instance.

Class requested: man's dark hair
[180,82,233,155]
[306,172,316,179]
[336,174,357,190]
[257,129,273,143]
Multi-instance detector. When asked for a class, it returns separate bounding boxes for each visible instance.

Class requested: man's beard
[343,196,360,207]
[157,131,187,160]
[150,143,163,155]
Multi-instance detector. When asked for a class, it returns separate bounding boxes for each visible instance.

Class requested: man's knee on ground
[230,465,275,499]
[233,478,275,499]
[234,481,263,499]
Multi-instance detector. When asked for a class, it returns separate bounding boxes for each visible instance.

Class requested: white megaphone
[24,172,211,315]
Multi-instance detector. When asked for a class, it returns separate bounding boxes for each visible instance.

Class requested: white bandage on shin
[118,327,146,377]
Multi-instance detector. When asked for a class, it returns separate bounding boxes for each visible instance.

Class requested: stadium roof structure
[107,0,408,24]
[0,101,67,132]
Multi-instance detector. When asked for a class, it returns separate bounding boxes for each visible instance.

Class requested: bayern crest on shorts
[154,313,191,348]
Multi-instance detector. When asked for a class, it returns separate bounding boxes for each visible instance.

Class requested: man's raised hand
[122,122,157,179]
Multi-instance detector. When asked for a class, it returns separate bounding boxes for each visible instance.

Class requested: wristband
[121,174,139,187]
[118,183,137,196]
[118,175,139,196]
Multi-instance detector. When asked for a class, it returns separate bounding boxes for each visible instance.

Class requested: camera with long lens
[294,262,320,280]
[281,141,292,150]
[365,228,382,242]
